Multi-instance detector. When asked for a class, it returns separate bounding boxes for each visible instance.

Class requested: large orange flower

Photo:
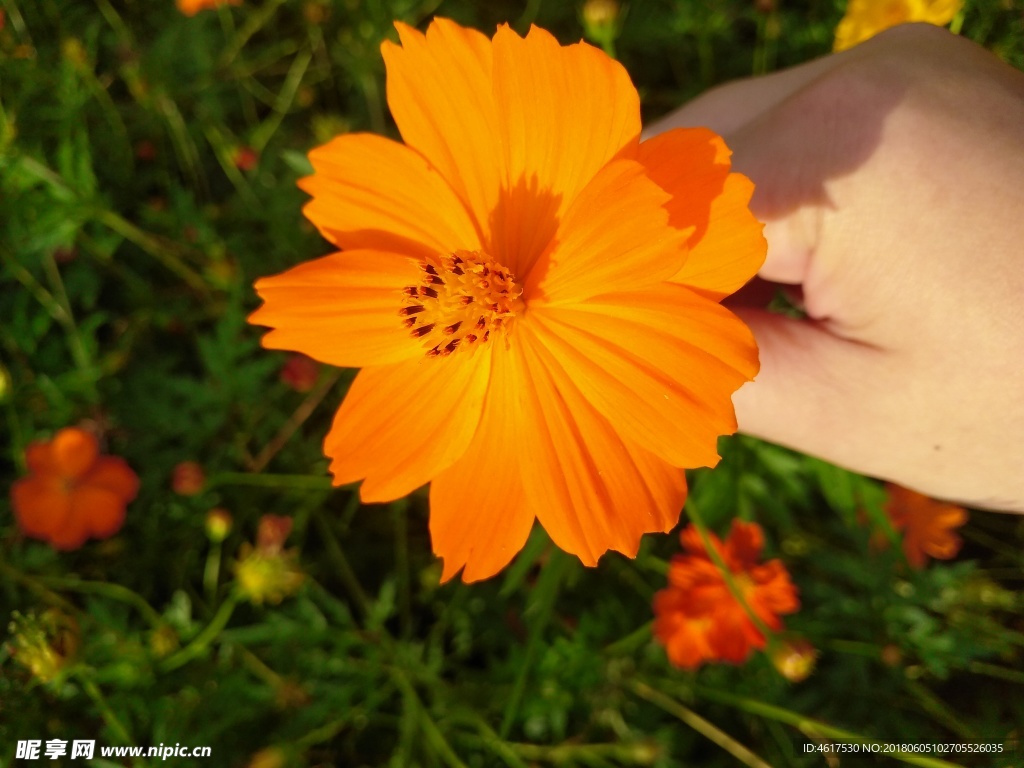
[250,19,765,582]
[11,427,139,550]
[885,484,968,568]
[653,521,799,669]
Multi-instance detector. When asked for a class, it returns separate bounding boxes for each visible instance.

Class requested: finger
[644,52,844,139]
[731,308,886,472]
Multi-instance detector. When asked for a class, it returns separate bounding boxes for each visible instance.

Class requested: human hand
[650,24,1024,512]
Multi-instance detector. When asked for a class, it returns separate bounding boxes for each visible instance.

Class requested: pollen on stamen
[399,249,523,358]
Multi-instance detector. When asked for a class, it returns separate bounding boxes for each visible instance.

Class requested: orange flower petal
[51,427,99,482]
[494,26,638,212]
[45,513,91,551]
[638,127,730,237]
[748,561,801,620]
[527,283,757,469]
[84,457,140,503]
[526,159,688,304]
[885,484,968,568]
[489,25,640,275]
[515,328,687,565]
[71,486,127,539]
[11,477,71,540]
[25,441,56,475]
[638,128,765,299]
[324,348,491,503]
[429,347,534,582]
[723,519,765,570]
[251,250,422,368]
[300,133,482,260]
[382,19,501,240]
[705,604,764,662]
[673,174,765,298]
[653,589,714,669]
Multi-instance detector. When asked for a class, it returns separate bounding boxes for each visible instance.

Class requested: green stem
[631,681,772,768]
[391,668,469,768]
[965,661,1024,685]
[159,594,238,672]
[206,472,336,490]
[507,739,658,764]
[460,717,530,768]
[312,509,371,619]
[0,562,80,615]
[31,575,163,629]
[94,210,210,294]
[685,500,774,639]
[949,9,965,36]
[500,550,570,738]
[604,621,653,657]
[392,498,412,638]
[904,679,977,741]
[203,542,223,606]
[248,369,343,473]
[693,686,966,768]
[822,638,882,659]
[80,677,145,768]
[41,250,98,403]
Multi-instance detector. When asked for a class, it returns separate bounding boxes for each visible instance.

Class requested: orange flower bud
[135,139,157,161]
[280,353,319,392]
[177,0,241,16]
[257,514,293,555]
[172,461,206,495]
[881,644,903,667]
[232,146,259,172]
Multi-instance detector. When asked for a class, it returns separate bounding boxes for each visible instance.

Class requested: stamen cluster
[400,250,522,357]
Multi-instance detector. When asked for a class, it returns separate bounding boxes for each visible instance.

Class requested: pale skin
[650,24,1024,513]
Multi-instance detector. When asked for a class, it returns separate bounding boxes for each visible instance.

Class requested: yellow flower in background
[234,515,304,605]
[7,610,79,684]
[834,0,962,51]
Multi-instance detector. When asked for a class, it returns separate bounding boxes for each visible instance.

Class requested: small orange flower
[250,19,765,582]
[11,427,139,550]
[884,484,967,568]
[653,521,799,669]
[834,0,962,52]
[177,0,241,16]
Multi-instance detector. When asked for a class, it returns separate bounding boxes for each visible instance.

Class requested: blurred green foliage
[3,0,1024,766]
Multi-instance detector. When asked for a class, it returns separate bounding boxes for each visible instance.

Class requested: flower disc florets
[401,250,522,357]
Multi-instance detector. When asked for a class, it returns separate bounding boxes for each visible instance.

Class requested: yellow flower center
[401,250,523,358]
